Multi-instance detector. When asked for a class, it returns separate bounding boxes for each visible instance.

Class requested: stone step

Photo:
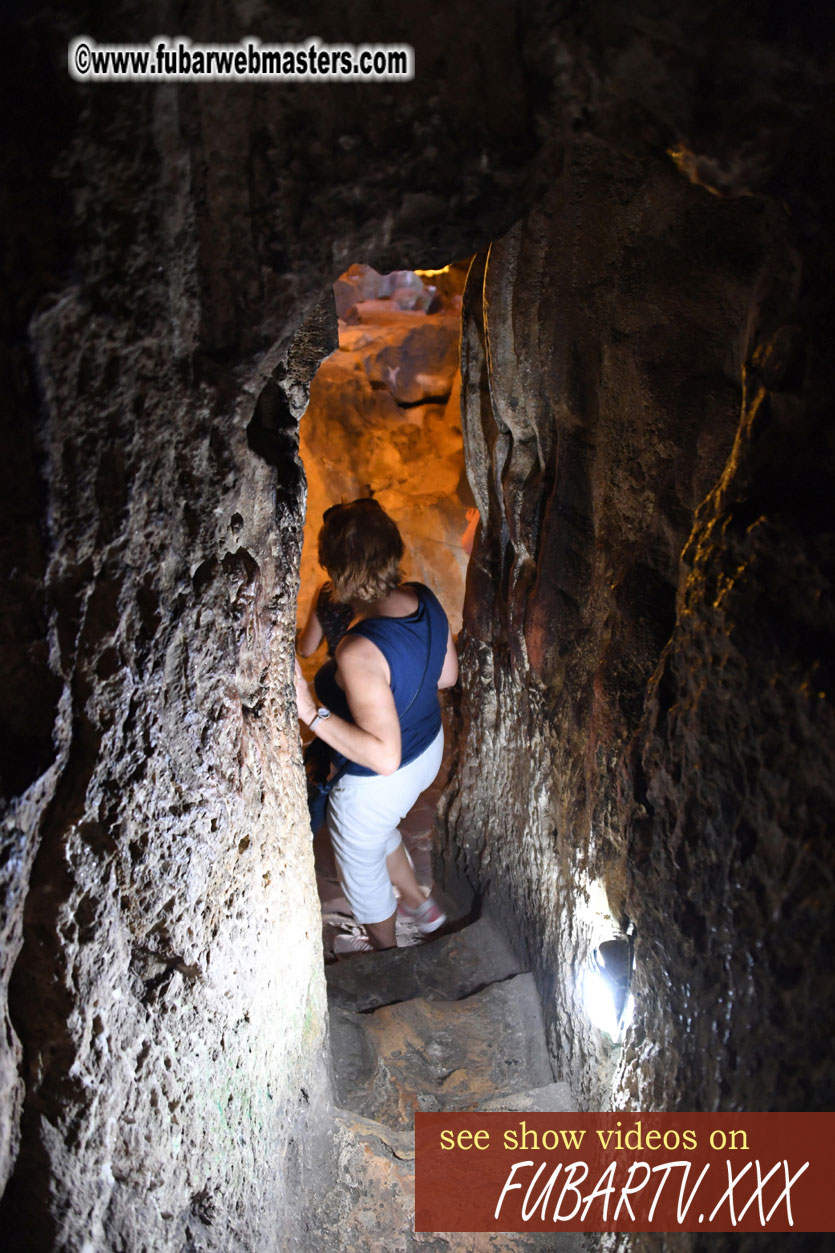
[312,1111,582,1251]
[474,1082,576,1114]
[330,973,555,1129]
[326,915,527,1013]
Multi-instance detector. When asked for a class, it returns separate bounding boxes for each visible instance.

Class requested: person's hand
[294,657,317,725]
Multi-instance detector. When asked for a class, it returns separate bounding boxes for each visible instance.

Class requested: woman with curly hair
[294,498,457,953]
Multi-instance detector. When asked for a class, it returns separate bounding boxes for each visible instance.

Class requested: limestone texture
[1,1,833,1250]
[299,264,472,644]
[1,4,547,1244]
[325,915,526,1014]
[439,56,834,1158]
[440,141,804,1107]
[330,974,554,1128]
[2,257,334,1249]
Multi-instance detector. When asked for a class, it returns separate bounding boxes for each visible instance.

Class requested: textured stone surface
[438,137,827,1114]
[313,1111,579,1253]
[617,272,835,1113]
[319,919,577,1251]
[363,316,459,404]
[475,1083,576,1115]
[299,270,472,642]
[326,916,525,1013]
[1,3,545,1243]
[318,919,577,1250]
[1,280,333,1249]
[2,0,833,1249]
[330,974,554,1128]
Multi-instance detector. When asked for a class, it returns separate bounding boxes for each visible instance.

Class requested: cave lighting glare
[583,967,635,1043]
[583,933,635,1044]
[574,877,635,1041]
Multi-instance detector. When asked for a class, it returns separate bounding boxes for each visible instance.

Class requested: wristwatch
[309,706,331,730]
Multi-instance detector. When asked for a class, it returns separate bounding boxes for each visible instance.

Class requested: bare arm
[294,635,402,776]
[437,626,458,689]
[296,588,325,656]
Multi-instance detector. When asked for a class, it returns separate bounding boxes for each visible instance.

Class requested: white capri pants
[327,727,444,924]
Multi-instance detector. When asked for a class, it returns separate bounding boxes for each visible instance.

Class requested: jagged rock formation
[299,264,472,640]
[440,141,806,1108]
[1,0,833,1249]
[1,274,336,1249]
[2,5,547,1245]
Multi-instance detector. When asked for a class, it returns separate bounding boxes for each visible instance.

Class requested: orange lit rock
[362,313,460,404]
[299,272,472,638]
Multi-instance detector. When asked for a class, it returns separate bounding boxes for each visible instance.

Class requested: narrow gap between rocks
[292,269,582,1243]
[295,262,477,962]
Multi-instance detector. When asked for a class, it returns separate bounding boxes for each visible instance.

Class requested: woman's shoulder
[406,582,447,620]
[335,629,385,660]
[334,630,392,684]
[403,580,434,604]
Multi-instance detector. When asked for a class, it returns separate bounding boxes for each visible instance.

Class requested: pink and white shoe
[397,896,447,935]
[333,932,373,955]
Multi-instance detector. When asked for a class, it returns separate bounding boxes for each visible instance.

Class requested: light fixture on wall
[583,926,635,1043]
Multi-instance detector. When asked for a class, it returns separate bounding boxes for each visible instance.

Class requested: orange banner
[415,1113,833,1233]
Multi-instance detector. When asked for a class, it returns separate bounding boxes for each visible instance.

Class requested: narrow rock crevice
[0,3,832,1249]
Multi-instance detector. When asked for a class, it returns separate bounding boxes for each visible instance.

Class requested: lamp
[583,928,635,1043]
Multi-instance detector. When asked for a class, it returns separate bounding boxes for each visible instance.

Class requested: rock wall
[2,0,833,1247]
[0,70,341,1239]
[2,280,334,1253]
[619,231,835,1115]
[438,138,834,1116]
[0,2,550,1247]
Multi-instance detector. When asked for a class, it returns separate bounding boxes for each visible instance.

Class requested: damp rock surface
[331,974,554,1128]
[319,916,579,1252]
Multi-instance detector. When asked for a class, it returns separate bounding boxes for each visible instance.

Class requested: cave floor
[307,714,579,1246]
[312,917,580,1250]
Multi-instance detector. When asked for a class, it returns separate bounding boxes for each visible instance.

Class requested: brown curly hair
[318,499,404,604]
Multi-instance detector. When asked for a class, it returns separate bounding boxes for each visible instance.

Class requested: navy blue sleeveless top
[314,583,449,777]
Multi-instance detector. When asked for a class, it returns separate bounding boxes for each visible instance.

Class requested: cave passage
[297,260,475,647]
[296,261,477,960]
[294,263,585,1241]
[2,5,832,1246]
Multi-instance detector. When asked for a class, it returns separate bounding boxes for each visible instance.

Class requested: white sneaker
[333,932,373,955]
[397,896,447,934]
